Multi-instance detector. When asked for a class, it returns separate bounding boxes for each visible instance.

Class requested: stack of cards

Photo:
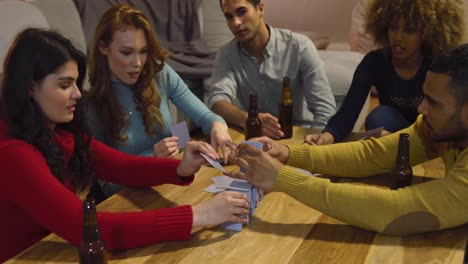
[201,141,265,231]
[204,176,263,231]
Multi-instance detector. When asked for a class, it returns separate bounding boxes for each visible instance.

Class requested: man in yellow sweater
[227,44,468,236]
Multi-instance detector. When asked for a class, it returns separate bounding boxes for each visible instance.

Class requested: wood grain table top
[6,127,467,264]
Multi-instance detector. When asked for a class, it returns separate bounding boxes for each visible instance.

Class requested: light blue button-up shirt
[206,25,336,128]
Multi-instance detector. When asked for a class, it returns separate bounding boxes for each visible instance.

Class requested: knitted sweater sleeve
[162,65,226,135]
[276,116,468,234]
[90,138,194,187]
[323,51,377,142]
[0,141,193,252]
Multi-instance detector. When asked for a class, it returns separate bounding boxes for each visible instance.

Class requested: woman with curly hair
[306,0,465,145]
[86,4,235,196]
[0,28,248,262]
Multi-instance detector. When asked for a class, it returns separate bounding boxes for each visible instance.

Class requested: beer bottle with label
[78,197,108,264]
[279,77,293,139]
[390,133,413,190]
[245,91,262,140]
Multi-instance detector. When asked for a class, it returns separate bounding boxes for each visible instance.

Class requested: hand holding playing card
[177,141,219,177]
[245,137,290,164]
[153,137,179,158]
[200,153,226,173]
[226,143,283,193]
[210,122,236,165]
[192,191,249,228]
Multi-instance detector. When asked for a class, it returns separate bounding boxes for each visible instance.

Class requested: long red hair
[87,4,169,144]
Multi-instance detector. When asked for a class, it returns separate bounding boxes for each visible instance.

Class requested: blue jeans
[365,105,410,132]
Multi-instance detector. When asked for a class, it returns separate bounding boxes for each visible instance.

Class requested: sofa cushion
[0,0,49,72]
[296,31,330,50]
[30,0,87,53]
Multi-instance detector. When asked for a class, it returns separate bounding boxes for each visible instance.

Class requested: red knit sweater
[0,121,194,262]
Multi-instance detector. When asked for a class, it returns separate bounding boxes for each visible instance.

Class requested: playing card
[170,121,191,149]
[221,220,243,231]
[200,153,226,173]
[240,141,264,173]
[227,180,252,191]
[204,184,225,194]
[241,141,264,150]
[356,126,384,140]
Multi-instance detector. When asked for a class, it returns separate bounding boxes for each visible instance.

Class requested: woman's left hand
[211,122,236,165]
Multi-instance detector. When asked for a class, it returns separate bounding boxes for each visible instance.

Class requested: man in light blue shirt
[206,0,336,139]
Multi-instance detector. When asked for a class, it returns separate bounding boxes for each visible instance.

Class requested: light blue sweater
[88,64,225,157]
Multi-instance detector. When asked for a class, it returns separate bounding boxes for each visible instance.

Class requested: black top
[324,48,429,142]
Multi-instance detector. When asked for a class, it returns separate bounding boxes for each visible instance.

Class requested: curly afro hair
[365,0,465,58]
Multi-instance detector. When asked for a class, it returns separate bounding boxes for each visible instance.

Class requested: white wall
[264,0,360,43]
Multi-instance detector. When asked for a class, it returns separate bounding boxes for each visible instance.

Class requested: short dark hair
[430,44,468,104]
[219,0,260,10]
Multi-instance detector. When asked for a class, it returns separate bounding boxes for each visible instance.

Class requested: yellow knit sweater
[277,115,468,235]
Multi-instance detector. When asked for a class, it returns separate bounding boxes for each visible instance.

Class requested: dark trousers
[365,105,410,132]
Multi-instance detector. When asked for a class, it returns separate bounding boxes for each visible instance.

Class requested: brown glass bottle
[279,77,293,139]
[78,197,108,264]
[245,91,262,140]
[390,133,413,190]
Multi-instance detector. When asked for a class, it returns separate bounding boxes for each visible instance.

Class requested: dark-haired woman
[306,0,465,145]
[0,28,248,262]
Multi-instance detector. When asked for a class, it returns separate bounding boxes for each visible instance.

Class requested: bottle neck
[395,135,410,167]
[281,86,292,104]
[248,93,259,119]
[82,200,102,242]
[282,78,292,104]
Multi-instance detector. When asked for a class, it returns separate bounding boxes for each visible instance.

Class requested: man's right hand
[244,136,290,164]
[304,131,335,145]
[258,112,283,139]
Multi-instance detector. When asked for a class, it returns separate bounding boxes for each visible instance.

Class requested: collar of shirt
[238,23,274,61]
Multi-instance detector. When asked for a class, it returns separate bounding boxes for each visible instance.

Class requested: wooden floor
[369,95,379,113]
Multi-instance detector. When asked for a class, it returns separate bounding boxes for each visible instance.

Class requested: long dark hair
[0,28,93,192]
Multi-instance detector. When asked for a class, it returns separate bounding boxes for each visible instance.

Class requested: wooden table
[6,127,468,263]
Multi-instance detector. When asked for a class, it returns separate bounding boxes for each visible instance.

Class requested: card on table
[170,121,191,149]
[356,126,384,140]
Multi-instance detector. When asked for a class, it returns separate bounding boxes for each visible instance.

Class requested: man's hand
[248,136,290,163]
[304,132,335,145]
[226,144,283,193]
[258,113,283,139]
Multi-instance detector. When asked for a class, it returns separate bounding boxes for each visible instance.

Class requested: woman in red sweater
[0,28,249,262]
